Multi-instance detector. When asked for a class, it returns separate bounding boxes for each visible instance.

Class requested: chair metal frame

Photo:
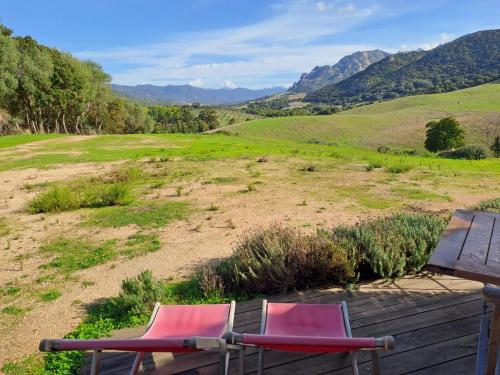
[40,301,237,375]
[226,299,393,375]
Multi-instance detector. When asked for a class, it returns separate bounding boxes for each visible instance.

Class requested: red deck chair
[226,300,395,375]
[39,301,237,375]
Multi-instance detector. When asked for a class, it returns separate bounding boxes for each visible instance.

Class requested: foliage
[148,105,221,133]
[122,233,161,258]
[470,197,500,213]
[201,213,446,296]
[207,225,357,295]
[40,238,117,274]
[439,144,488,160]
[0,216,9,236]
[305,30,500,104]
[87,201,189,227]
[40,290,62,302]
[424,118,465,152]
[331,214,447,279]
[28,183,131,213]
[1,355,44,375]
[491,136,500,157]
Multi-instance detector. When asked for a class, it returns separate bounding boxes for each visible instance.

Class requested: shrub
[208,225,357,295]
[29,183,131,213]
[377,145,391,153]
[439,145,488,160]
[331,213,446,279]
[470,197,500,213]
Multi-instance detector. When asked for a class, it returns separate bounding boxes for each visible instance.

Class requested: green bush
[439,145,488,160]
[29,183,131,214]
[470,197,500,213]
[331,213,446,278]
[377,145,391,153]
[207,225,357,295]
[201,213,447,296]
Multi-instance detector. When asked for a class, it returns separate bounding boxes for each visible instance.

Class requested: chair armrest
[374,336,395,350]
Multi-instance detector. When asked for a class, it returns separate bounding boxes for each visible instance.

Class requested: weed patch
[87,201,189,228]
[2,306,25,316]
[29,183,132,214]
[40,290,62,302]
[0,217,9,236]
[391,187,452,201]
[122,234,161,258]
[470,197,500,213]
[41,238,117,274]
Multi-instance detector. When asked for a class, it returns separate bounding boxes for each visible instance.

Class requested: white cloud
[400,32,454,51]
[221,80,237,89]
[188,78,204,87]
[315,1,333,12]
[75,0,391,88]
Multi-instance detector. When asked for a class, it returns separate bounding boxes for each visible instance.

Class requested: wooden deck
[82,273,485,374]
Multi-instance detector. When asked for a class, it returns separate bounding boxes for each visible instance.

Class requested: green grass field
[229,83,500,148]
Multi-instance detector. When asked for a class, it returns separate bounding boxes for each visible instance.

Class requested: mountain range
[288,49,390,93]
[305,29,500,104]
[111,84,286,105]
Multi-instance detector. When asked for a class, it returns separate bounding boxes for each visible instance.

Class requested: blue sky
[2,0,499,88]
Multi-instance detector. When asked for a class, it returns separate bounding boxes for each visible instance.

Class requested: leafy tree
[491,136,500,158]
[425,118,465,152]
[198,108,219,130]
[0,24,19,106]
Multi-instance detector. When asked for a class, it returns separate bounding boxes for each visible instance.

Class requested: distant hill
[305,29,500,104]
[288,50,390,93]
[228,83,500,149]
[111,84,286,105]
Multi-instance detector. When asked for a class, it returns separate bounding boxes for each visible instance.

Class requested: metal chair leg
[350,352,360,375]
[239,346,246,375]
[258,348,264,375]
[371,351,382,375]
[487,309,500,375]
[90,350,102,375]
[129,352,145,375]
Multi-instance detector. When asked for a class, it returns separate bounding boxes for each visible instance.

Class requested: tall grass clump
[331,213,446,279]
[29,183,131,214]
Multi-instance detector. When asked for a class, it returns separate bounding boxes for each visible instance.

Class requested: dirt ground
[0,151,497,366]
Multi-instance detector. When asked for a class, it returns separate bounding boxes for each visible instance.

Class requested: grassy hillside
[230,83,500,149]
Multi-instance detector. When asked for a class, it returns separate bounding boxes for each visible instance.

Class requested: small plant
[377,145,391,153]
[301,165,318,172]
[40,290,62,302]
[387,163,412,174]
[175,186,183,196]
[0,217,9,237]
[2,306,24,315]
[298,199,308,206]
[207,203,219,211]
[123,234,161,258]
[226,219,236,229]
[246,183,257,192]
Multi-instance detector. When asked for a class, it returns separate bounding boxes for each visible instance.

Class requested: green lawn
[0,134,64,149]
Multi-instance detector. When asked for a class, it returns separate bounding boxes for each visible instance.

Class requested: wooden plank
[486,217,500,267]
[409,354,477,375]
[427,210,475,273]
[458,213,495,267]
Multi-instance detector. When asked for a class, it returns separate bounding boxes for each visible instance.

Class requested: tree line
[0,24,220,135]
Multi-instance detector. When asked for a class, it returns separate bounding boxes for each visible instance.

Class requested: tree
[198,108,219,130]
[0,24,19,107]
[491,136,500,158]
[425,117,465,152]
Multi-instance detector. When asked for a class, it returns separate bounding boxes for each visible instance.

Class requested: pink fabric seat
[40,302,238,375]
[242,303,375,352]
[45,304,232,353]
